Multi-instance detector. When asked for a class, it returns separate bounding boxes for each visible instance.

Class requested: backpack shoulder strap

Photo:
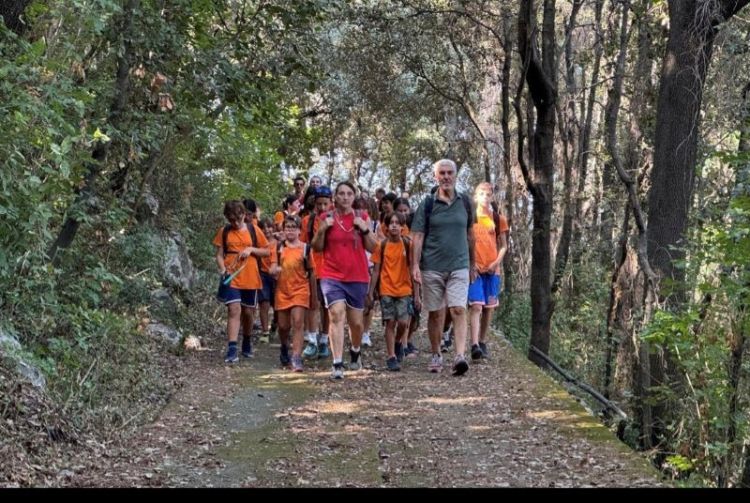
[423,194,435,240]
[402,236,411,270]
[247,223,258,247]
[493,209,501,239]
[461,193,473,231]
[222,224,232,257]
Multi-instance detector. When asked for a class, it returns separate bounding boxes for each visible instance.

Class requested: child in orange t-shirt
[270,216,313,372]
[367,211,421,371]
[468,182,508,361]
[213,200,270,363]
[257,217,278,342]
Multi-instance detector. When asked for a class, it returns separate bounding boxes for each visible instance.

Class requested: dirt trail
[68,324,667,487]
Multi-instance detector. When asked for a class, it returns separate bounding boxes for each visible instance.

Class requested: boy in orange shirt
[468,182,508,361]
[213,201,270,363]
[270,216,313,372]
[367,212,421,371]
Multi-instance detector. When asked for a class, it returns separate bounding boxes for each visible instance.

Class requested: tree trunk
[571,0,603,267]
[48,0,140,263]
[501,12,514,289]
[646,0,749,449]
[0,0,32,35]
[647,0,749,295]
[518,0,557,366]
[551,0,582,295]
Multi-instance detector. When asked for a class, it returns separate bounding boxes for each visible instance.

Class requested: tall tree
[647,0,750,297]
[646,0,750,450]
[517,0,557,366]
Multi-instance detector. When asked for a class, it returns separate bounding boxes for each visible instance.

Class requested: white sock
[351,346,360,353]
[443,330,451,340]
[320,334,329,344]
[333,358,343,365]
[305,332,315,343]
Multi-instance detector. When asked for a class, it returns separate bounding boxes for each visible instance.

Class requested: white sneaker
[362,332,372,347]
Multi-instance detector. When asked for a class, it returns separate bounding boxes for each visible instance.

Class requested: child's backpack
[373,236,411,295]
[277,241,312,278]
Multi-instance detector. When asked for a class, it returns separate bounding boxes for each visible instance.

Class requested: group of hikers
[213,159,508,380]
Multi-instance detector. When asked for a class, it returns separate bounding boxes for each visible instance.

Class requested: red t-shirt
[319,211,370,283]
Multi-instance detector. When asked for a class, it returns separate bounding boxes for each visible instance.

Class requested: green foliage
[496,291,531,354]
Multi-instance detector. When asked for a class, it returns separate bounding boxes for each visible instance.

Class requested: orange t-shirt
[275,243,311,310]
[473,212,509,272]
[260,238,278,274]
[212,224,268,289]
[371,238,412,297]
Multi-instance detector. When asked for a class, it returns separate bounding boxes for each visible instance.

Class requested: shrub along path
[65,319,667,487]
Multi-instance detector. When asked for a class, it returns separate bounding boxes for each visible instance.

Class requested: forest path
[69,319,666,487]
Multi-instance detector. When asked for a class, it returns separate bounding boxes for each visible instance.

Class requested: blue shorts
[468,273,501,307]
[258,271,276,305]
[217,275,259,307]
[319,279,368,310]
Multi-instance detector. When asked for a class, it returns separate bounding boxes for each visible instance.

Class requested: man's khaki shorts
[421,269,469,312]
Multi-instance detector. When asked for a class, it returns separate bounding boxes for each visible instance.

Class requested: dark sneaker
[280,344,291,367]
[404,342,418,359]
[224,344,239,363]
[386,356,401,371]
[241,336,253,358]
[349,349,362,371]
[452,354,469,376]
[302,341,318,359]
[291,356,304,373]
[471,344,483,362]
[318,342,331,359]
[479,342,489,358]
[440,335,452,353]
[330,363,345,380]
[394,342,404,363]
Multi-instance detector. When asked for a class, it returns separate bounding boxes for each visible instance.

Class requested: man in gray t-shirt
[411,159,476,376]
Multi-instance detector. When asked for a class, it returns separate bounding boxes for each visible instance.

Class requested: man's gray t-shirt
[411,192,474,272]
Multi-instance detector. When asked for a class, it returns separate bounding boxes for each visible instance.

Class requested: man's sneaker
[362,332,372,348]
[280,344,291,367]
[471,344,483,362]
[241,336,253,358]
[404,342,418,359]
[302,342,318,359]
[479,342,489,358]
[349,349,362,371]
[428,354,443,373]
[452,354,469,376]
[386,356,401,371]
[258,332,270,344]
[224,344,239,363]
[318,342,331,359]
[291,356,304,373]
[394,342,404,363]
[330,363,345,380]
